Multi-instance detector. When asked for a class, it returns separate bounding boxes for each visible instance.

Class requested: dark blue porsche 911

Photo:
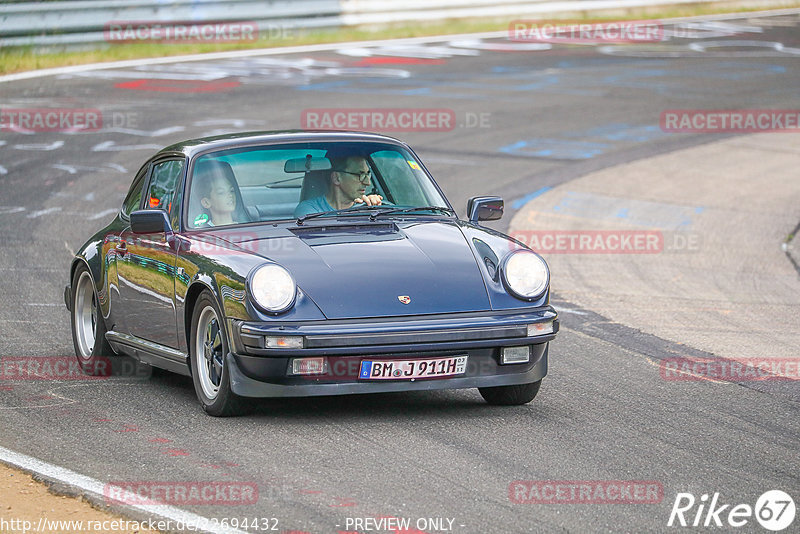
[65,131,558,416]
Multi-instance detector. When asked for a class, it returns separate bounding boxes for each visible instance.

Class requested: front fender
[175,239,326,355]
[458,221,550,310]
[68,215,128,328]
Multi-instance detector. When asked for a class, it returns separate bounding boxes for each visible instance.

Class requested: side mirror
[467,196,503,223]
[131,209,172,234]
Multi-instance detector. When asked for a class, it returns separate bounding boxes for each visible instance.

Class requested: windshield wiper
[296,205,394,225]
[368,206,455,220]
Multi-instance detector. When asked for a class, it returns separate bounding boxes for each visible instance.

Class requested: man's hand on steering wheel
[353,194,384,207]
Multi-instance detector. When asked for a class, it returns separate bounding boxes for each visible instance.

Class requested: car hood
[237,220,491,319]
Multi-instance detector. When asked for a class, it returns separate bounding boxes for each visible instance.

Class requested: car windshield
[186,141,449,229]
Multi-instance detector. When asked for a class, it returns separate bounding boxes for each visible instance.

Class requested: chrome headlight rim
[246,263,297,314]
[500,249,550,301]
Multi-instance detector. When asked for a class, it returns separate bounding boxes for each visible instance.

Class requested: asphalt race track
[1,10,799,534]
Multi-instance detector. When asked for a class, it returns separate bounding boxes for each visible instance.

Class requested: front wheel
[479,380,542,406]
[190,291,250,417]
[70,266,115,376]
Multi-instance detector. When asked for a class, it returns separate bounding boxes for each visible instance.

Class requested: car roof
[158,130,409,158]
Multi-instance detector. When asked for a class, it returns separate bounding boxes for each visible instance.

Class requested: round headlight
[248,264,296,313]
[502,250,550,299]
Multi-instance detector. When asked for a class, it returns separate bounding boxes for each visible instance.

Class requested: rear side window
[146,160,185,212]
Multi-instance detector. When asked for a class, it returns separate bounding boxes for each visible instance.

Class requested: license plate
[359,356,468,380]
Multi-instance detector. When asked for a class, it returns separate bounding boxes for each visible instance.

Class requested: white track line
[1,7,798,84]
[0,445,248,534]
[0,31,508,84]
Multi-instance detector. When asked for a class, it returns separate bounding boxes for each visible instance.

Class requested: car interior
[185,144,443,228]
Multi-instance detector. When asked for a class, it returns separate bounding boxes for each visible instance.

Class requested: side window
[121,166,148,217]
[371,150,425,206]
[146,160,185,213]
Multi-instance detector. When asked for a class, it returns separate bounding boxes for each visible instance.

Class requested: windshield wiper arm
[369,206,455,220]
[296,205,394,225]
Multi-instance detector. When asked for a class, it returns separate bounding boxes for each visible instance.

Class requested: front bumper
[226,307,557,398]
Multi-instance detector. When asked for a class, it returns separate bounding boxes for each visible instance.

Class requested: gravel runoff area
[0,462,158,534]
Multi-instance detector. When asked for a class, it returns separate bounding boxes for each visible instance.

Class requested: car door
[117,158,185,349]
[105,164,149,336]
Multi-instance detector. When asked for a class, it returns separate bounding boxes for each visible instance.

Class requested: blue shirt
[294,195,335,218]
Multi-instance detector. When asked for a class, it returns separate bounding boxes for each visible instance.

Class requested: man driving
[294,156,383,218]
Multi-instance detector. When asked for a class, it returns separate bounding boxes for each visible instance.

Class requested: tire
[479,380,542,406]
[189,291,250,417]
[70,266,115,376]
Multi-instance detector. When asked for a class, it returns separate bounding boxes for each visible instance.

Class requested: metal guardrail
[0,0,751,48]
[0,0,343,47]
